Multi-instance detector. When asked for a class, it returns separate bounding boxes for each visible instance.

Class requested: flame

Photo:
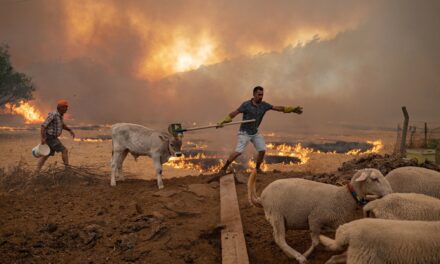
[345,140,383,155]
[165,153,224,173]
[5,101,44,124]
[164,139,384,173]
[346,149,362,155]
[266,143,314,165]
[247,160,269,172]
[364,140,383,154]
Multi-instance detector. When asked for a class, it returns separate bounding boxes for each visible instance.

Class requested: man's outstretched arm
[272,105,303,114]
[217,109,241,127]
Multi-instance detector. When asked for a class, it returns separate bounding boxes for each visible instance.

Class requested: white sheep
[320,218,440,264]
[364,192,440,220]
[247,168,393,263]
[386,166,440,198]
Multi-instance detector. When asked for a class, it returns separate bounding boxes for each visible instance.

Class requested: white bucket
[32,144,50,158]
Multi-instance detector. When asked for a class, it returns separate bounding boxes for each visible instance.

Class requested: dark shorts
[46,135,66,156]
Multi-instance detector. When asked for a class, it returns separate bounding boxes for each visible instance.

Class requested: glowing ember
[5,101,44,124]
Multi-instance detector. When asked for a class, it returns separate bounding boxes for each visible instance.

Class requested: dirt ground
[0,165,350,264]
[1,153,439,264]
[0,128,406,263]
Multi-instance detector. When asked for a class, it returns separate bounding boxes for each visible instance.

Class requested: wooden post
[424,122,428,148]
[220,174,249,264]
[400,106,409,156]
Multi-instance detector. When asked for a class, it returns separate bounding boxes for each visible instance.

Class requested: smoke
[0,0,439,131]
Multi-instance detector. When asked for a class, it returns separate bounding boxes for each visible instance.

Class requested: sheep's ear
[355,172,369,182]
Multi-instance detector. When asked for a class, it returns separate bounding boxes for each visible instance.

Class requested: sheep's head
[350,168,393,200]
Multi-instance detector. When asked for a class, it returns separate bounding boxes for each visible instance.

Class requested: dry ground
[0,166,351,264]
[0,127,403,263]
[1,152,438,264]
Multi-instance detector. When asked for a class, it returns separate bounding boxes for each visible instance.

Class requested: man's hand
[41,138,47,145]
[283,106,303,114]
[216,115,233,128]
[69,130,75,139]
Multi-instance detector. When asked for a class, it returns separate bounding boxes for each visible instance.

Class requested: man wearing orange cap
[36,99,75,171]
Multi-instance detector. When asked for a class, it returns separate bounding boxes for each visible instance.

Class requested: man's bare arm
[63,124,75,138]
[228,109,241,118]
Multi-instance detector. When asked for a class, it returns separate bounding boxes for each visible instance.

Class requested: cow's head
[160,133,183,157]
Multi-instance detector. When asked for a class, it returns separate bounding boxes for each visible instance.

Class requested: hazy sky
[1,0,439,131]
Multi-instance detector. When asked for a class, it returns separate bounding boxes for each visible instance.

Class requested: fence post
[400,106,409,156]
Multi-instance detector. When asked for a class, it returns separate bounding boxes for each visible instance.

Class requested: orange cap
[57,99,69,107]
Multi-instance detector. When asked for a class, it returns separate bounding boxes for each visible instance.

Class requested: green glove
[283,106,303,114]
[217,115,233,128]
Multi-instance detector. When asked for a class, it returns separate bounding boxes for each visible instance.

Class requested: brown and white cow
[111,123,182,189]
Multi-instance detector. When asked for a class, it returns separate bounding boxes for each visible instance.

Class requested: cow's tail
[248,169,262,208]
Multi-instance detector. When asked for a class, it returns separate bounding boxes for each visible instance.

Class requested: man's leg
[219,133,250,173]
[36,155,50,172]
[61,149,69,167]
[219,151,241,172]
[256,150,265,171]
[252,133,266,172]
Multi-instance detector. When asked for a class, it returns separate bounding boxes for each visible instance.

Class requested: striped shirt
[41,111,64,137]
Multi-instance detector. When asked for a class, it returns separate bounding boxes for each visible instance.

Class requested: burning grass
[165,140,384,173]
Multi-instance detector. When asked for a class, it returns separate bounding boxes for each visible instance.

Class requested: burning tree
[0,44,35,107]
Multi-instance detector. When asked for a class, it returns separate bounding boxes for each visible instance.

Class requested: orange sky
[60,0,366,80]
[0,0,439,128]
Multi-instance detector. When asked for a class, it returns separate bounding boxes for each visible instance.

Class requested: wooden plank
[220,174,249,264]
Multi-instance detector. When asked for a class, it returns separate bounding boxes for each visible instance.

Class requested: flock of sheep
[248,166,440,264]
